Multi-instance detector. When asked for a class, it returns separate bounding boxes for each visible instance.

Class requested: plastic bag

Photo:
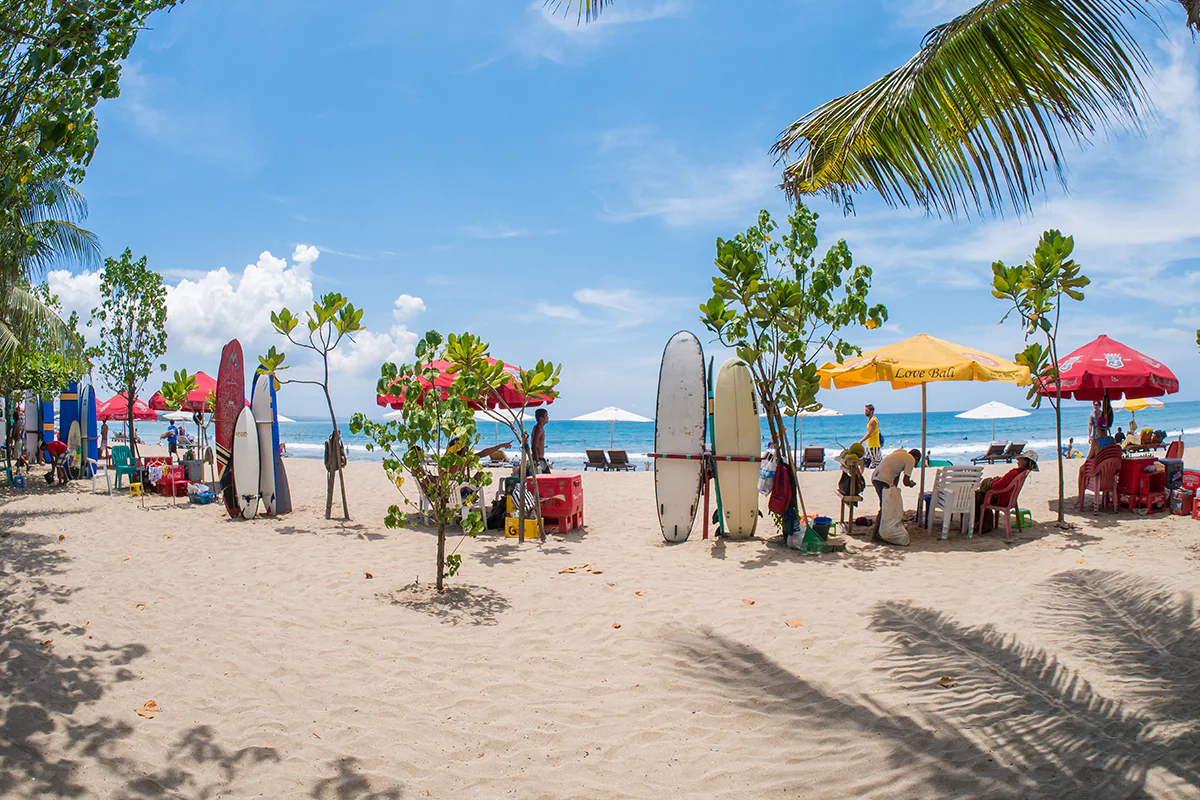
[878,486,910,546]
[758,448,778,494]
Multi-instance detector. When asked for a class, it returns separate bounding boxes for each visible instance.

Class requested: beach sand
[2,452,1199,798]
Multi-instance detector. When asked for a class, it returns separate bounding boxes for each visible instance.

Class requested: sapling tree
[89,249,168,459]
[259,292,364,520]
[444,332,562,541]
[349,331,489,592]
[700,204,887,523]
[159,368,198,459]
[992,229,1089,527]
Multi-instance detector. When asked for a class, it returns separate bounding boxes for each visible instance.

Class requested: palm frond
[774,0,1173,218]
[543,0,612,23]
[0,282,79,362]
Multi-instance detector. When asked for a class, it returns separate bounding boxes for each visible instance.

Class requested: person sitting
[870,448,921,541]
[1061,438,1077,458]
[38,439,71,485]
[976,450,1039,531]
[1114,428,1125,445]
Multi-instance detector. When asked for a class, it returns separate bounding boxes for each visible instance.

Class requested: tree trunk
[1055,401,1065,524]
[127,385,137,461]
[436,521,446,592]
[323,405,350,521]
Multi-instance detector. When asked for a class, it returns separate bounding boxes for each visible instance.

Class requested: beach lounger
[584,450,610,471]
[489,450,509,466]
[607,450,637,471]
[800,447,826,471]
[971,443,1007,465]
[999,442,1026,463]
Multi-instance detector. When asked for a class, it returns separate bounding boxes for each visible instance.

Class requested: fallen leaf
[58,535,65,541]
[559,564,590,574]
[40,639,52,646]
[136,700,159,719]
[938,675,956,688]
[163,535,172,540]
[1129,552,1137,557]
[83,621,89,627]
[1077,559,1085,564]
[784,620,803,628]
[365,572,373,579]
[742,599,755,605]
[635,590,647,596]
[588,569,604,575]
[122,557,130,562]
[612,623,621,629]
[135,603,146,611]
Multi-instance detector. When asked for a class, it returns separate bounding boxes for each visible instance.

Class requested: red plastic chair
[981,470,1031,540]
[1080,457,1121,512]
[1077,444,1122,510]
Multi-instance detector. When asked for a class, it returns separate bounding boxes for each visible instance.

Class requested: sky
[46,0,1200,420]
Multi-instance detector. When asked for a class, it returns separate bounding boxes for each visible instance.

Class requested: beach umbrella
[277,414,296,423]
[818,334,1032,506]
[377,358,553,411]
[1112,396,1164,430]
[781,406,842,455]
[148,371,218,411]
[97,393,158,421]
[570,406,653,448]
[160,409,194,422]
[1037,335,1178,401]
[955,400,1031,442]
[473,409,502,445]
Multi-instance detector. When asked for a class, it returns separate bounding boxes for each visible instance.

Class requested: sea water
[124,400,1200,471]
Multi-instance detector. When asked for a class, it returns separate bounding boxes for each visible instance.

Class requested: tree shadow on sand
[379,582,511,626]
[672,568,1199,797]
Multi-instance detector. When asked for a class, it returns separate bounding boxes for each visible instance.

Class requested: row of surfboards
[215,339,292,520]
[7,379,100,473]
[655,331,760,543]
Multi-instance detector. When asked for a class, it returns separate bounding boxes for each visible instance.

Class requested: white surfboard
[67,421,81,475]
[655,332,707,543]
[232,406,261,520]
[24,392,38,463]
[251,372,277,515]
[714,359,759,539]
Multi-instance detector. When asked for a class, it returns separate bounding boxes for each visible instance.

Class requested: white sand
[2,454,1199,798]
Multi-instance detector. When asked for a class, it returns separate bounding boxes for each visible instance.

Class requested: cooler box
[1182,470,1200,492]
[1160,458,1184,491]
[526,473,583,517]
[1119,457,1157,494]
[1171,489,1194,516]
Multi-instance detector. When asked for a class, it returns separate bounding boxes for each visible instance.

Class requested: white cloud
[593,126,778,227]
[461,223,531,240]
[510,0,688,64]
[536,302,587,321]
[392,293,426,321]
[327,327,419,377]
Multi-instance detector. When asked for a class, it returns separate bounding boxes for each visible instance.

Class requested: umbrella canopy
[1038,335,1178,401]
[1112,397,1164,412]
[571,406,653,449]
[97,393,157,421]
[775,406,843,454]
[276,413,296,423]
[955,400,1031,442]
[376,358,552,411]
[818,334,1032,509]
[148,371,218,411]
[160,410,194,422]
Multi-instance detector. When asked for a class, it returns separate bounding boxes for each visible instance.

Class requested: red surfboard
[216,340,245,518]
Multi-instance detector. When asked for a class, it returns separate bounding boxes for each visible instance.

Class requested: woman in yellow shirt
[859,404,882,466]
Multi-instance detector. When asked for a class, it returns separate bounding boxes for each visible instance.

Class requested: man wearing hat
[976,449,1039,532]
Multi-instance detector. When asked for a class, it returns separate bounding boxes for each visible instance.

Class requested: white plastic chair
[88,458,111,494]
[926,466,984,539]
[417,482,485,526]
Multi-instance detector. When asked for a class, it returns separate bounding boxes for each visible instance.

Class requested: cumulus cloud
[327,327,419,376]
[392,293,426,321]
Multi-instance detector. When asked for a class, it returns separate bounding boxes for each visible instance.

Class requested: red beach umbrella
[376,358,553,411]
[148,370,219,411]
[97,393,158,421]
[1037,334,1179,401]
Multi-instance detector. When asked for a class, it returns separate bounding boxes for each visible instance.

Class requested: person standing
[1088,398,1113,456]
[161,421,179,461]
[871,448,921,542]
[100,420,109,458]
[858,404,882,466]
[531,408,550,474]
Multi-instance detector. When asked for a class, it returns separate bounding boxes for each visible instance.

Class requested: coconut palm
[773,0,1199,218]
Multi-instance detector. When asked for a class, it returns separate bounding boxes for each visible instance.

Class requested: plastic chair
[88,458,111,494]
[1078,444,1123,512]
[925,466,984,539]
[981,470,1031,540]
[112,445,136,489]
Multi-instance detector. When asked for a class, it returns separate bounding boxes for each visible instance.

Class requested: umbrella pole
[992,419,995,442]
[919,383,927,513]
[610,420,614,450]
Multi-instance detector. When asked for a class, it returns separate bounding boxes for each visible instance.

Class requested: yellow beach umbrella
[818,334,1032,506]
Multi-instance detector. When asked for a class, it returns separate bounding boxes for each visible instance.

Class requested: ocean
[124,400,1200,470]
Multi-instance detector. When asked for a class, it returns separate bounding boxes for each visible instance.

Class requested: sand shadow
[379,582,511,626]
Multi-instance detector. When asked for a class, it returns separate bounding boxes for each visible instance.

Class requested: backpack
[768,463,795,515]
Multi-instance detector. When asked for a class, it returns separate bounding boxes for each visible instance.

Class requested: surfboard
[59,381,79,446]
[67,420,81,473]
[40,400,54,463]
[81,380,99,474]
[216,340,245,519]
[250,371,278,515]
[23,393,37,463]
[273,379,292,516]
[654,331,707,543]
[232,406,260,520]
[714,359,760,539]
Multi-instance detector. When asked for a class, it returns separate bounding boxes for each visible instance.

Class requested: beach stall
[817,334,1032,508]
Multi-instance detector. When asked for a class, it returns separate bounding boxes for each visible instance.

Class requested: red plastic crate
[543,509,584,534]
[526,473,583,517]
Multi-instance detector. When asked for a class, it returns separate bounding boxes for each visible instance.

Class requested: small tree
[700,205,887,523]
[159,369,198,458]
[443,333,562,541]
[349,331,489,592]
[259,293,364,520]
[89,249,168,458]
[992,230,1090,527]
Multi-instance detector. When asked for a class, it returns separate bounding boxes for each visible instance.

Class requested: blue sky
[48,0,1200,420]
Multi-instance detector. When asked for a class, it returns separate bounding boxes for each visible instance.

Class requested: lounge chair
[489,450,509,466]
[584,450,610,471]
[999,442,1026,463]
[971,442,1007,465]
[981,470,1032,540]
[607,450,637,471]
[800,447,826,471]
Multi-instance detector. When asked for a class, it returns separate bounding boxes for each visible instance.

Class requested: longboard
[714,359,759,539]
[654,332,707,543]
[232,406,260,519]
[23,393,37,463]
[40,400,54,463]
[216,340,245,518]
[59,382,79,460]
[67,421,81,474]
[250,371,278,515]
[81,380,99,474]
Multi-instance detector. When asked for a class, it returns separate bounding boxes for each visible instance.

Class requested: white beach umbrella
[160,410,193,422]
[788,406,842,454]
[276,413,296,423]
[955,400,1031,442]
[571,406,653,448]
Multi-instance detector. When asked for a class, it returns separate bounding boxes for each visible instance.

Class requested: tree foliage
[0,278,86,401]
[700,205,886,523]
[260,292,364,520]
[89,248,168,456]
[992,229,1089,525]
